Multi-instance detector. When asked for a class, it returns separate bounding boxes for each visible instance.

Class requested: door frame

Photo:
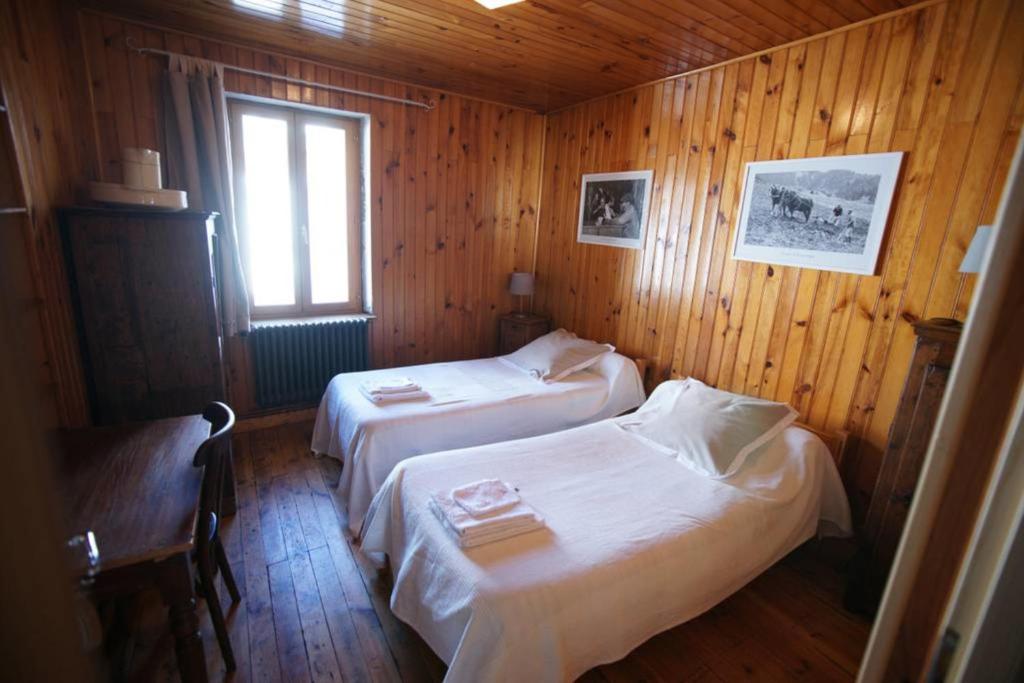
[857,134,1024,681]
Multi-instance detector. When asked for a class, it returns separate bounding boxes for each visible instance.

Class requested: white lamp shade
[959,226,993,274]
[508,272,535,296]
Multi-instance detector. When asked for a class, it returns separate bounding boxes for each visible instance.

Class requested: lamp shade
[959,226,993,274]
[508,271,535,296]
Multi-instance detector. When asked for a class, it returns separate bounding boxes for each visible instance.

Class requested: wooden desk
[56,415,213,683]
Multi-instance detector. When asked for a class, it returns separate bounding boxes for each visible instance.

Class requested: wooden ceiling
[83,0,917,111]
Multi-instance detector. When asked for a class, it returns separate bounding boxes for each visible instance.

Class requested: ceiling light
[474,0,525,9]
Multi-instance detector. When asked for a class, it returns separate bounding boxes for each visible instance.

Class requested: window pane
[241,114,295,307]
[305,123,350,304]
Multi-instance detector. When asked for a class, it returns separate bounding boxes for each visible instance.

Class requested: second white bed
[361,418,851,682]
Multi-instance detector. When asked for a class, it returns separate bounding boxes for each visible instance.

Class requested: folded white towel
[431,510,542,548]
[452,479,521,517]
[359,385,429,404]
[360,376,421,395]
[430,492,543,548]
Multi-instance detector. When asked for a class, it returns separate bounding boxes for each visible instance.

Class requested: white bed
[360,415,851,682]
[311,351,645,534]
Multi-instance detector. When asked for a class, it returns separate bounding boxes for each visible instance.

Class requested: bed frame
[793,422,850,468]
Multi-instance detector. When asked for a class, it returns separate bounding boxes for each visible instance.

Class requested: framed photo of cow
[731,152,903,275]
[577,170,654,249]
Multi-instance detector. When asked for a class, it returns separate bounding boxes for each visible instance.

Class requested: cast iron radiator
[251,318,370,408]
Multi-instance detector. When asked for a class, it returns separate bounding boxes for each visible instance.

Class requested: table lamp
[959,225,992,274]
[926,226,995,328]
[508,271,535,316]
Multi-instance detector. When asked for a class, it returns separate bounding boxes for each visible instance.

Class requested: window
[229,100,363,318]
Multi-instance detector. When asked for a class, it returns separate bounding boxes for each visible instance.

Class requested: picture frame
[577,170,654,249]
[731,152,904,275]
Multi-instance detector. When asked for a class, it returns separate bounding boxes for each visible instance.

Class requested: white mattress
[311,353,645,534]
[360,420,852,682]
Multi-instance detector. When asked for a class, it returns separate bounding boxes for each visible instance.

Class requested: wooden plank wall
[77,0,919,111]
[74,11,545,415]
[0,0,95,427]
[533,0,1024,515]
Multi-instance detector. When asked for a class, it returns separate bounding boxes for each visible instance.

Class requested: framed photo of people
[731,152,903,275]
[577,170,654,249]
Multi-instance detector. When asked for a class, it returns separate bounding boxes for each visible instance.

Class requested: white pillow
[500,328,614,382]
[617,378,797,478]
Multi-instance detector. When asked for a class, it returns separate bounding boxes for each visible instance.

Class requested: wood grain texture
[61,208,226,424]
[76,0,920,112]
[845,320,960,618]
[55,415,209,570]
[120,421,870,682]
[883,100,1024,678]
[497,312,551,354]
[0,84,95,679]
[8,0,1020,455]
[73,11,545,415]
[533,0,1024,517]
[0,0,95,427]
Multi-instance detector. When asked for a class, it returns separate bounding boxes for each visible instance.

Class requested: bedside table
[498,313,551,354]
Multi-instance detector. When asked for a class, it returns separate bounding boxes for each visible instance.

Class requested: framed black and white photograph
[732,152,903,274]
[577,170,654,249]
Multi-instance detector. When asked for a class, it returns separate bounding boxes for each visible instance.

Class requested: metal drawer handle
[67,531,101,586]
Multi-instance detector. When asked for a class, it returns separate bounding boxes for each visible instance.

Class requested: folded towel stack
[452,478,522,516]
[359,376,429,404]
[430,479,544,548]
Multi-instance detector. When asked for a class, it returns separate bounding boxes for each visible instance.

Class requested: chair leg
[197,551,237,672]
[214,537,241,603]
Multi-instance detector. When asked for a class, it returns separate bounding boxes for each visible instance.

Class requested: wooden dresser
[846,318,962,614]
[61,208,225,424]
[498,312,550,354]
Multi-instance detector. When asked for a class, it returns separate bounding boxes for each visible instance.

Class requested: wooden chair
[193,402,242,671]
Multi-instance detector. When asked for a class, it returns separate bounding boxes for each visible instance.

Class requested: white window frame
[229,99,364,318]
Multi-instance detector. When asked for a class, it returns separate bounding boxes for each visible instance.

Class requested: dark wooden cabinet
[498,313,550,355]
[846,318,962,615]
[61,208,225,424]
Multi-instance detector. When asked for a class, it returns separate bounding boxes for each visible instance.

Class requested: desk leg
[158,553,208,683]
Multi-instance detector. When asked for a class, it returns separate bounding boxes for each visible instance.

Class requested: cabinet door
[870,363,950,578]
[67,219,151,418]
[65,212,224,423]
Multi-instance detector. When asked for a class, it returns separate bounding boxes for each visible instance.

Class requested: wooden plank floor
[124,421,871,682]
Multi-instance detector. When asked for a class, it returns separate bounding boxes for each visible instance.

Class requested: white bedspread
[311,352,645,534]
[360,421,851,682]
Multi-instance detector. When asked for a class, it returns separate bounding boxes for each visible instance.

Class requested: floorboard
[121,421,870,682]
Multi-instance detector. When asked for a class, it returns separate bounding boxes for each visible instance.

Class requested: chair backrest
[194,402,235,551]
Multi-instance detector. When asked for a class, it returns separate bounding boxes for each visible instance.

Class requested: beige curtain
[163,55,250,336]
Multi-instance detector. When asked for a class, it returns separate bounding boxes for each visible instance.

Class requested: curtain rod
[125,37,435,111]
